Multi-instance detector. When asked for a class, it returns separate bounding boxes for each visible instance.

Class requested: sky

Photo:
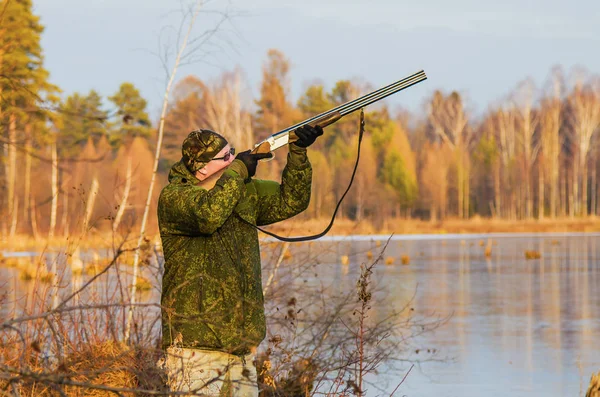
[34,0,600,120]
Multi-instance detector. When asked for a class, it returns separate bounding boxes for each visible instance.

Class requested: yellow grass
[262,216,600,236]
[1,217,599,256]
[587,371,600,397]
[401,255,410,265]
[136,277,153,292]
[484,246,492,258]
[524,250,542,260]
[282,249,292,260]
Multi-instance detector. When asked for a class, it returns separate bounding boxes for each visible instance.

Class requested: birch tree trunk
[48,142,58,240]
[568,167,575,218]
[9,198,18,236]
[560,166,567,217]
[464,158,470,219]
[24,134,32,233]
[582,156,589,215]
[124,0,204,342]
[50,143,60,308]
[8,114,17,237]
[61,179,69,237]
[112,155,133,233]
[494,162,501,218]
[538,166,545,220]
[30,195,39,241]
[590,162,597,216]
[82,177,99,234]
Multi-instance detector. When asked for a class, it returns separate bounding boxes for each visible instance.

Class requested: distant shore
[1,217,599,251]
[262,216,600,237]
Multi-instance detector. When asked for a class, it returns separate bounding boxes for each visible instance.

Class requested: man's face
[196,143,235,181]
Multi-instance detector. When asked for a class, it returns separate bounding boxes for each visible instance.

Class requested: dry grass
[0,341,166,397]
[484,246,492,258]
[588,371,600,397]
[1,217,599,255]
[524,250,542,260]
[262,216,600,236]
[63,341,138,396]
[0,228,442,396]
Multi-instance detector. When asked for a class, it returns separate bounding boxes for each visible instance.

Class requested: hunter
[157,125,323,396]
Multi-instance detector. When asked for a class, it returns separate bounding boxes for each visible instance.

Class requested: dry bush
[256,238,446,395]
[2,233,443,397]
[0,234,166,397]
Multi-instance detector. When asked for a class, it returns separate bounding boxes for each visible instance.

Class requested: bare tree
[513,79,539,219]
[494,107,518,219]
[538,69,564,218]
[202,69,255,150]
[427,91,470,218]
[566,74,600,215]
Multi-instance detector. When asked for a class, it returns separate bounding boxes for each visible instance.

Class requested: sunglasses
[212,147,235,162]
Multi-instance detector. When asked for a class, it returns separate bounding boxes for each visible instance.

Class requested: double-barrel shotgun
[251,70,427,156]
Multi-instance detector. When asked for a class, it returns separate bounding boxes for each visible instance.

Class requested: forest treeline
[2,0,600,238]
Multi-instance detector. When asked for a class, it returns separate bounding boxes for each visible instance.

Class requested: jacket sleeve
[158,161,248,235]
[254,144,312,226]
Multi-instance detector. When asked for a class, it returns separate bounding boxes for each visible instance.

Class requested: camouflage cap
[181,129,228,173]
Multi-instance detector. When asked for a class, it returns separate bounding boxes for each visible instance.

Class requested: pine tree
[108,82,152,147]
[0,0,58,236]
[57,91,108,157]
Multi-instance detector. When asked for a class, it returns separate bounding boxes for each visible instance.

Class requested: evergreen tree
[0,0,58,236]
[57,91,108,157]
[108,82,152,146]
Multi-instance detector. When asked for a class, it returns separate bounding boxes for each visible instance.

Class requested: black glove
[293,125,324,148]
[235,150,273,178]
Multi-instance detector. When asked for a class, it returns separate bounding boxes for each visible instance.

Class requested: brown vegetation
[0,237,435,396]
[524,250,542,260]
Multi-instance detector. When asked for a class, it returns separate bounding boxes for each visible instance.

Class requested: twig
[389,364,414,396]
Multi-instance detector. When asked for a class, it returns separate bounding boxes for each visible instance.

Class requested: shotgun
[251,70,427,156]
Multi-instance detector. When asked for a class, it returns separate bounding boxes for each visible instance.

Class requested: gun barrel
[270,70,426,139]
[253,70,427,153]
[339,71,427,116]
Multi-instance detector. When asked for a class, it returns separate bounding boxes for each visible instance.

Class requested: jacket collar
[168,160,200,185]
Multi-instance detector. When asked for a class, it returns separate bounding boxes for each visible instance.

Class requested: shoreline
[1,217,599,251]
[261,216,600,237]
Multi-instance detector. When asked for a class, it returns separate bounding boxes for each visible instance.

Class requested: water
[2,233,599,396]
[286,233,600,397]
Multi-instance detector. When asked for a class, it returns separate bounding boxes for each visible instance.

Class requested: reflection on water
[1,233,599,396]
[0,248,162,340]
[276,233,600,397]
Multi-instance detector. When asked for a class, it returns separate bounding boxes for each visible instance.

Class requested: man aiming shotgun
[157,70,426,395]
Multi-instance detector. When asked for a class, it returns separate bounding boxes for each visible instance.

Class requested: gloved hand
[235,150,273,178]
[293,125,324,148]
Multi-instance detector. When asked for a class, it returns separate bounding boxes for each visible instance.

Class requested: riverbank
[1,217,599,251]
[263,216,600,236]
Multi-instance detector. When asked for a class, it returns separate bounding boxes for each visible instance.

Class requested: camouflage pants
[160,347,258,396]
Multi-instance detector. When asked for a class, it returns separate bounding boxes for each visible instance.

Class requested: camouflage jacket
[158,145,312,355]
